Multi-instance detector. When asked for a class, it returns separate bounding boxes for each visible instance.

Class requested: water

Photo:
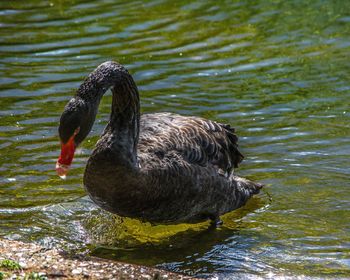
[0,0,349,278]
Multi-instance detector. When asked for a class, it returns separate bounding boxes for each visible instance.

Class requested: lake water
[0,0,349,279]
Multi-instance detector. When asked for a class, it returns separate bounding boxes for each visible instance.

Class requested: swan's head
[56,98,93,178]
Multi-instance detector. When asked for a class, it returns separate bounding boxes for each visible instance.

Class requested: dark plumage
[57,61,262,224]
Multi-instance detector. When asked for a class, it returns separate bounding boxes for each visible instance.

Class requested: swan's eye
[58,108,82,143]
[73,127,80,136]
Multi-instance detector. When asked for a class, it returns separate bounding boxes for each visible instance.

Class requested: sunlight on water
[0,0,349,278]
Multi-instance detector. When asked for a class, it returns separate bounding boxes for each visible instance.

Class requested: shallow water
[0,0,349,278]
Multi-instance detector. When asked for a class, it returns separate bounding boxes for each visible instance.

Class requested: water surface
[0,0,349,279]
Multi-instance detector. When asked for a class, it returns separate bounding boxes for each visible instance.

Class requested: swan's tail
[231,175,263,208]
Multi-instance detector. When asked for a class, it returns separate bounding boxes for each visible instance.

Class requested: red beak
[56,136,76,179]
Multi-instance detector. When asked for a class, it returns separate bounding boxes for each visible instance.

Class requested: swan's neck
[76,61,140,167]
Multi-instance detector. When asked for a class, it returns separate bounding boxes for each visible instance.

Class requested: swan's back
[138,112,243,174]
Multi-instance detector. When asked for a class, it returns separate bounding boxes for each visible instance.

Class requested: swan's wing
[138,112,244,175]
[136,113,261,223]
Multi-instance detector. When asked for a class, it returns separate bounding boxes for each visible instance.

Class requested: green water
[0,0,349,278]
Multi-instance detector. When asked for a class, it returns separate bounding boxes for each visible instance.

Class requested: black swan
[56,61,262,224]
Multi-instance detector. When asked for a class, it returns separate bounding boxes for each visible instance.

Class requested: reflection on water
[0,0,349,278]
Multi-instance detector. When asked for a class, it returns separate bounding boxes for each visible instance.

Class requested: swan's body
[57,61,262,224]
